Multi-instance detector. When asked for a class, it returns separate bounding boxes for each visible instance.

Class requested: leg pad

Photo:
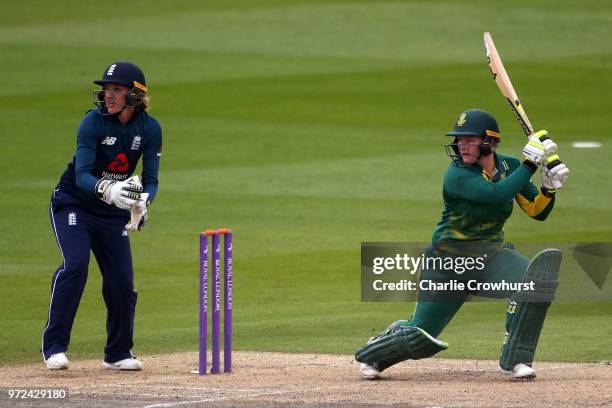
[355,321,448,372]
[500,249,561,370]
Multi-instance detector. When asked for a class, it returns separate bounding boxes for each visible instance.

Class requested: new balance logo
[101,137,117,145]
[106,64,117,76]
[68,212,77,226]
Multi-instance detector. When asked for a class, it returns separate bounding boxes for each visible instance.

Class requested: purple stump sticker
[198,232,209,375]
[211,232,221,374]
[223,231,233,372]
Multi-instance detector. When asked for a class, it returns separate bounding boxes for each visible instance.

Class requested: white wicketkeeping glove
[522,130,550,165]
[95,175,143,210]
[126,193,149,231]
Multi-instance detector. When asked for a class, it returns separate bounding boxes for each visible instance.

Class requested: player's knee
[63,256,90,275]
[102,278,134,294]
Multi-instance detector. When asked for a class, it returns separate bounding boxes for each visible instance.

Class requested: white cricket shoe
[359,362,381,380]
[358,336,382,380]
[500,363,536,379]
[103,357,143,371]
[46,352,70,370]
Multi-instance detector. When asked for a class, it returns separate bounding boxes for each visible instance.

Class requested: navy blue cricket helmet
[94,61,147,92]
[93,61,147,110]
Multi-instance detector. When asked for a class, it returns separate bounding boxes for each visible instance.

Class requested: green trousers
[407,245,529,338]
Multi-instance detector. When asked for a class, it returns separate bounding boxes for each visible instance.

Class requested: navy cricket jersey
[57,109,162,216]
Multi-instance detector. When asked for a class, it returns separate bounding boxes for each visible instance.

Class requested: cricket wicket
[199,228,233,375]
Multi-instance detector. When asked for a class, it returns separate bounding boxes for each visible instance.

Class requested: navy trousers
[42,189,137,363]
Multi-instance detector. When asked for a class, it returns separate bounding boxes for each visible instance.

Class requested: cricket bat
[484,32,534,137]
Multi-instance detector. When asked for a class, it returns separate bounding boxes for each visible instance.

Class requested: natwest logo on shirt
[107,153,130,172]
[101,171,129,181]
[101,136,117,145]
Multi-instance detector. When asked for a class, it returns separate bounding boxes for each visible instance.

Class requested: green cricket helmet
[445,109,501,161]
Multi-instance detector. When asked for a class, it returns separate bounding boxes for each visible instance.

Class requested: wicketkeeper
[355,109,569,380]
[42,62,162,370]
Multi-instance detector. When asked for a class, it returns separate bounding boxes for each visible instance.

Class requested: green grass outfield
[0,1,611,365]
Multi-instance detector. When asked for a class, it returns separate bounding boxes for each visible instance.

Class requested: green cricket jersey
[432,152,555,242]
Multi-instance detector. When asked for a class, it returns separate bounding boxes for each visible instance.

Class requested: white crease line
[413,363,595,372]
[415,366,487,372]
[69,397,143,403]
[538,364,594,370]
[73,391,174,398]
[143,388,321,408]
[71,384,259,392]
[73,391,233,399]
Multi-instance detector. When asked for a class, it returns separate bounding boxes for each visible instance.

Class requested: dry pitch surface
[1,352,610,407]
